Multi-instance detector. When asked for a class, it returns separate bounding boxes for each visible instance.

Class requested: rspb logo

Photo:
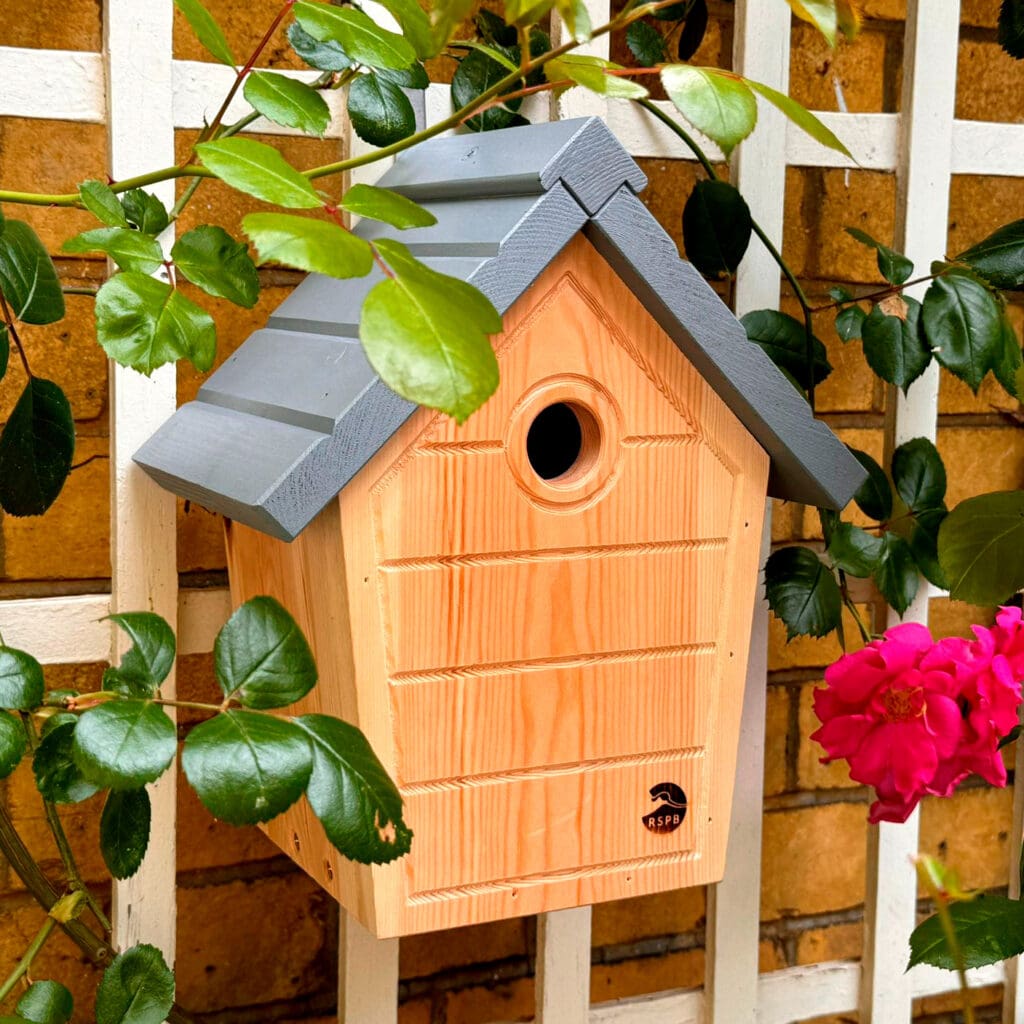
[642,782,688,835]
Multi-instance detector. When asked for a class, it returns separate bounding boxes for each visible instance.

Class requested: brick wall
[0,2,1021,1022]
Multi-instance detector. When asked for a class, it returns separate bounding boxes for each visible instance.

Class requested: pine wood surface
[227,234,769,936]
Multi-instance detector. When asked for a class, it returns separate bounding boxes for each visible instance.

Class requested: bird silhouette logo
[642,782,688,834]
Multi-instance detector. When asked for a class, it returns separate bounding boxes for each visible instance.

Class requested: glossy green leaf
[922,274,1004,393]
[215,596,317,709]
[546,55,648,99]
[994,313,1023,397]
[119,190,169,236]
[835,304,866,341]
[0,712,26,780]
[0,646,44,710]
[505,0,556,27]
[376,61,431,90]
[287,21,352,71]
[361,238,501,423]
[95,944,174,1024]
[828,521,883,578]
[555,0,592,40]
[787,0,837,45]
[100,788,151,880]
[375,0,437,58]
[0,221,66,325]
[999,0,1024,59]
[340,184,436,230]
[660,65,757,157]
[78,180,130,227]
[452,47,522,131]
[746,78,852,158]
[740,309,831,389]
[682,179,752,279]
[243,213,374,279]
[294,2,415,70]
[860,297,931,393]
[173,0,236,66]
[626,21,666,66]
[873,533,918,616]
[347,73,418,146]
[196,138,321,209]
[243,71,331,137]
[0,378,74,517]
[830,285,854,302]
[764,545,842,640]
[845,227,913,285]
[957,218,1024,290]
[62,228,165,275]
[676,0,708,60]
[939,490,1024,604]
[72,700,177,790]
[848,447,892,521]
[182,710,312,825]
[103,613,176,699]
[294,714,412,864]
[95,272,216,374]
[909,895,1024,970]
[909,506,949,590]
[892,437,946,512]
[171,225,259,308]
[650,0,692,21]
[33,721,100,804]
[16,980,73,1024]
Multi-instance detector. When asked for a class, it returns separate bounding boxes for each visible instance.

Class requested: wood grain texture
[228,234,769,936]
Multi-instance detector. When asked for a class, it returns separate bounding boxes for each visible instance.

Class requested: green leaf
[376,61,431,90]
[430,0,475,52]
[0,712,27,780]
[16,981,73,1024]
[340,184,436,230]
[103,613,176,699]
[922,274,1004,393]
[660,65,757,158]
[845,227,913,285]
[676,0,708,59]
[835,304,866,341]
[555,0,592,40]
[892,437,946,512]
[361,238,501,423]
[860,297,931,393]
[827,521,883,578]
[33,721,100,804]
[909,895,1024,970]
[740,309,831,389]
[347,73,417,146]
[504,0,556,27]
[62,228,165,275]
[294,714,412,864]
[287,21,352,71]
[787,0,837,45]
[95,944,174,1024]
[72,700,177,790]
[626,21,666,66]
[182,710,312,825]
[171,225,259,308]
[119,190,169,236]
[196,138,321,209]
[243,213,374,279]
[848,447,892,521]
[78,180,130,227]
[100,789,151,880]
[764,545,842,640]
[830,285,854,302]
[939,490,1024,604]
[173,0,236,66]
[293,2,416,70]
[745,78,852,158]
[999,0,1024,59]
[994,313,1023,397]
[956,218,1024,290]
[215,596,317,709]
[0,378,75,517]
[452,47,522,132]
[909,506,949,590]
[95,272,216,375]
[0,647,44,710]
[873,532,918,616]
[243,71,331,137]
[375,0,437,59]
[545,55,649,99]
[682,179,752,279]
[0,221,66,325]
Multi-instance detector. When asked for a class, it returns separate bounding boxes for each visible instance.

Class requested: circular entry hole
[525,402,599,482]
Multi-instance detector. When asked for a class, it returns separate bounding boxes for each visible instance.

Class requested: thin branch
[0,916,56,1005]
[0,290,31,377]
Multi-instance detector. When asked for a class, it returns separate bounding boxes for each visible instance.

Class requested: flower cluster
[811,607,1024,824]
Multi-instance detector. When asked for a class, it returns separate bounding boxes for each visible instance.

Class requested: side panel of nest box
[225,235,769,938]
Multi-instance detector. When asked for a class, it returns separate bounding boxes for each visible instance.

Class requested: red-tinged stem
[463,80,568,123]
[0,289,31,377]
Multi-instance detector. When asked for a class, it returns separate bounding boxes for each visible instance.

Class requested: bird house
[136,118,864,938]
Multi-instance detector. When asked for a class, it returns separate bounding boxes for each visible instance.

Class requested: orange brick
[760,937,787,971]
[0,1,101,51]
[174,0,307,70]
[914,983,1002,1018]
[788,24,889,114]
[765,684,792,798]
[591,948,704,1004]
[768,604,870,672]
[957,39,1024,123]
[795,921,863,964]
[949,176,1024,260]
[591,887,705,947]
[178,499,227,574]
[961,0,1001,27]
[928,597,996,640]
[761,803,868,919]
[444,974,534,1024]
[860,0,907,21]
[400,917,529,979]
[936,426,1024,509]
[398,1001,434,1024]
[176,653,221,716]
[798,682,862,791]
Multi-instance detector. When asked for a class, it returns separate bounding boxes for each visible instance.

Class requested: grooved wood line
[227,234,769,937]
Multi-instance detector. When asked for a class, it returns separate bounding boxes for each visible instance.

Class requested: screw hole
[292,832,301,852]
[324,860,334,881]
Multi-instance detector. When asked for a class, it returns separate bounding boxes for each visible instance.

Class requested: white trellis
[1,0,1023,1021]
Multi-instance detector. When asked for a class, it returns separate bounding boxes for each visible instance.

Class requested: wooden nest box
[137,118,864,938]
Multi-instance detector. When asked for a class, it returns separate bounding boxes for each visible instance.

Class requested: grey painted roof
[135,117,866,542]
